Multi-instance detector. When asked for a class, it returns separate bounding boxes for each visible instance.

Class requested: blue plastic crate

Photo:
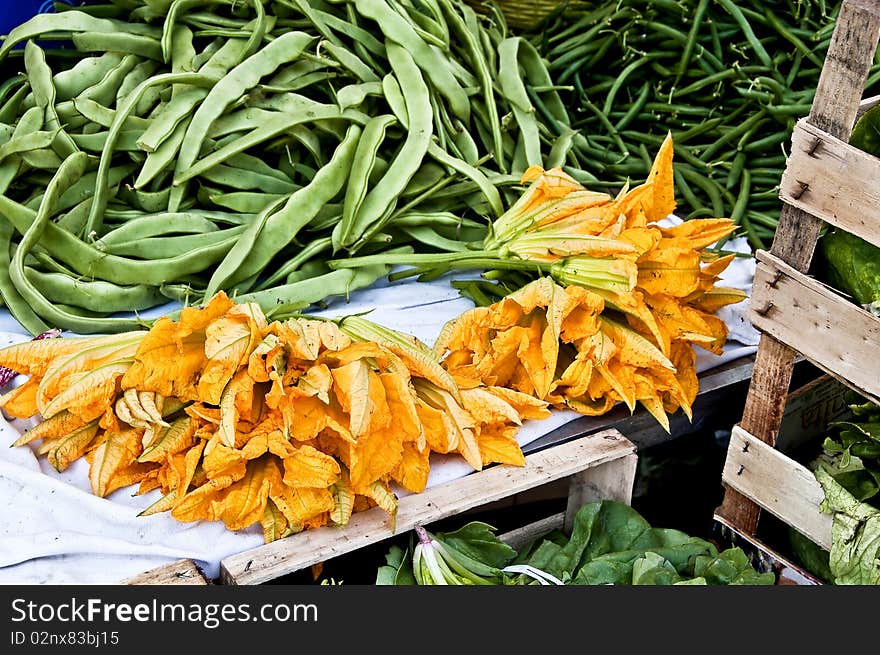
[1,1,79,37]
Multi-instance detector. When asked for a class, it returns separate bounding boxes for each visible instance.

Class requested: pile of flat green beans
[0,0,587,335]
[530,0,880,249]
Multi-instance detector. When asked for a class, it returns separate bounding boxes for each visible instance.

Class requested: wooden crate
[716,0,880,578]
[125,428,637,585]
[717,374,850,581]
[124,559,211,586]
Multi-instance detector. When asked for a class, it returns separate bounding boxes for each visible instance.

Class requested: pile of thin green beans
[0,0,588,335]
[530,0,880,249]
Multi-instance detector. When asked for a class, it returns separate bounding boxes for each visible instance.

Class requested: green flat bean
[71,130,143,153]
[233,265,390,319]
[54,53,124,102]
[172,102,352,187]
[0,130,59,162]
[100,213,220,245]
[24,42,79,159]
[0,83,30,125]
[0,194,237,287]
[172,31,315,202]
[0,11,161,61]
[72,98,150,131]
[0,220,47,335]
[9,151,140,333]
[205,122,362,295]
[203,190,286,213]
[71,32,163,62]
[25,268,166,314]
[320,41,380,84]
[335,114,397,251]
[85,71,218,234]
[354,0,469,122]
[498,38,541,168]
[254,237,333,292]
[137,87,208,152]
[104,225,247,259]
[200,164,298,194]
[134,120,187,189]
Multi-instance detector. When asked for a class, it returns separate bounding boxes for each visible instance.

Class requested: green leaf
[818,229,880,310]
[631,552,683,585]
[436,521,516,569]
[788,528,833,583]
[375,545,416,585]
[816,468,880,585]
[850,104,880,157]
[706,548,775,585]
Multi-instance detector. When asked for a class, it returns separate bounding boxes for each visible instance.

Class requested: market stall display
[1,0,829,586]
[715,0,880,585]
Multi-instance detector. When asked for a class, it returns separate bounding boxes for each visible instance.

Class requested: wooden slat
[564,452,637,533]
[220,428,635,585]
[712,514,823,586]
[124,559,209,585]
[748,251,880,405]
[780,120,880,249]
[722,427,832,550]
[809,0,880,137]
[497,512,565,552]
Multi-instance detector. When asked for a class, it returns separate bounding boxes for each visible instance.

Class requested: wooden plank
[809,0,880,137]
[780,120,880,249]
[748,251,880,405]
[722,427,832,550]
[497,512,565,552]
[124,559,209,585]
[220,428,635,585]
[712,514,823,585]
[564,452,637,533]
[718,337,798,530]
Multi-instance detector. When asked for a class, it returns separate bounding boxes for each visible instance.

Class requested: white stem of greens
[502,564,565,585]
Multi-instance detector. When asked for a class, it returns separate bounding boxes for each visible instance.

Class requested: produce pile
[0,0,589,335]
[0,293,551,542]
[376,500,775,585]
[794,397,880,585]
[529,0,880,249]
[337,136,744,430]
[0,130,745,543]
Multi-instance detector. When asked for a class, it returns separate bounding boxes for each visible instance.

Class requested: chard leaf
[816,468,880,585]
[436,521,516,569]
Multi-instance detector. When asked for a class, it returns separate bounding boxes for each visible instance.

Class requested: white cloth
[0,233,759,584]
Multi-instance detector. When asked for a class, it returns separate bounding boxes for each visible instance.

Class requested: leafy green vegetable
[816,468,880,585]
[818,230,880,317]
[812,401,880,503]
[788,527,832,583]
[375,544,416,585]
[435,521,517,570]
[693,546,778,585]
[515,501,773,586]
[850,105,880,158]
[377,502,774,586]
[816,106,880,317]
